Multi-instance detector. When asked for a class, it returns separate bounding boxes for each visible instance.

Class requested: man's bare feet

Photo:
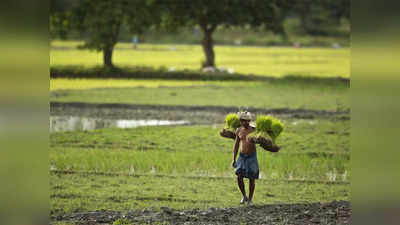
[240,196,248,204]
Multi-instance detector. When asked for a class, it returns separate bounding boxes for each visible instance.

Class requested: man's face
[240,119,250,127]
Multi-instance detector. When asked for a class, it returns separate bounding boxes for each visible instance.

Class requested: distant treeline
[50,0,350,68]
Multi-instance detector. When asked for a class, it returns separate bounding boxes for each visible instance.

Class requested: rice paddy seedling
[253,115,285,143]
[224,113,240,131]
[50,121,350,212]
[270,118,284,142]
[255,115,273,135]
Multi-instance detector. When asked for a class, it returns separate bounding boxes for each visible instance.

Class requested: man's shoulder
[235,127,242,135]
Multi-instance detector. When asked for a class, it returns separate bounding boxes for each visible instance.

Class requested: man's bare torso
[236,126,256,155]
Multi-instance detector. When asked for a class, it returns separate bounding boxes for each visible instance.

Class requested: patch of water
[50,116,189,132]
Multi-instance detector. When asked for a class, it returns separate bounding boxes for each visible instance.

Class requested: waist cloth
[235,151,259,179]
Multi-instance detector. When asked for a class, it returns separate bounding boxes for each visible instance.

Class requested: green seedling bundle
[248,115,283,152]
[219,113,240,139]
[220,113,283,152]
[225,113,240,131]
[253,115,284,143]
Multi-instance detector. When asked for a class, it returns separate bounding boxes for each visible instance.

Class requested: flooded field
[50,116,189,132]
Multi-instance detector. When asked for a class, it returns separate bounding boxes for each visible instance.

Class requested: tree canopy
[51,0,159,67]
[50,0,350,68]
[154,0,286,68]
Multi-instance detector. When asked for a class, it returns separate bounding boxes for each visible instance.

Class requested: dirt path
[52,200,350,225]
[50,102,349,124]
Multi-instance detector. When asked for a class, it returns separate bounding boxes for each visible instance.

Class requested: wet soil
[51,200,350,225]
[50,102,349,125]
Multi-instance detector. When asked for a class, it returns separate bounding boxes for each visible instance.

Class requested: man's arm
[232,129,240,168]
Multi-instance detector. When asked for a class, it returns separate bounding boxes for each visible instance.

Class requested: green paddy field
[50,41,350,216]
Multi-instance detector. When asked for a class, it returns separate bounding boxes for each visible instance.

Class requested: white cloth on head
[238,111,252,121]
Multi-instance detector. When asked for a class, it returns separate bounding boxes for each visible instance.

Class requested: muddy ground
[50,102,349,125]
[52,200,350,225]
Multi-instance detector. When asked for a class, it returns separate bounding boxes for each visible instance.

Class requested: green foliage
[290,0,350,36]
[154,0,284,67]
[225,114,240,131]
[50,12,73,40]
[51,0,159,67]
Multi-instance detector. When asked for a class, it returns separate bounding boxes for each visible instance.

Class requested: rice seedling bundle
[220,113,240,139]
[270,119,284,142]
[254,115,284,143]
[225,113,240,131]
[245,114,283,152]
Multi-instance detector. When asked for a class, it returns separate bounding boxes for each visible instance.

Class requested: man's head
[238,111,252,128]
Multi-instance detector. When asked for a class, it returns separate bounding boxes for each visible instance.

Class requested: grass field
[51,172,349,214]
[50,41,350,78]
[50,118,350,213]
[51,77,349,111]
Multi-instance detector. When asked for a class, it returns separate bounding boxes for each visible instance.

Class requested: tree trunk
[103,46,113,68]
[201,26,216,68]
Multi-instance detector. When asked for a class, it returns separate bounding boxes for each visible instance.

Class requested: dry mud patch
[52,200,350,225]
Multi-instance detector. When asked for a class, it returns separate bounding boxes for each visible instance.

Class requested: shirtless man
[231,111,259,205]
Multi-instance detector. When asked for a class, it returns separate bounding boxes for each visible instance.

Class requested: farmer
[232,111,259,205]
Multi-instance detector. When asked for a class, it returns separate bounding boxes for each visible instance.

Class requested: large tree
[155,0,282,68]
[50,0,158,68]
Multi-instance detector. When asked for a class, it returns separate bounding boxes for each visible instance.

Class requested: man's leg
[237,173,247,203]
[248,178,255,204]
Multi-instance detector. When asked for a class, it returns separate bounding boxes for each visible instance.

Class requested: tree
[50,0,158,68]
[154,0,290,68]
[77,0,126,67]
[155,0,279,68]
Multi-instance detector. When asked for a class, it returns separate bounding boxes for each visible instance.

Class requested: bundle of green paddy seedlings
[219,113,240,140]
[247,115,284,152]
